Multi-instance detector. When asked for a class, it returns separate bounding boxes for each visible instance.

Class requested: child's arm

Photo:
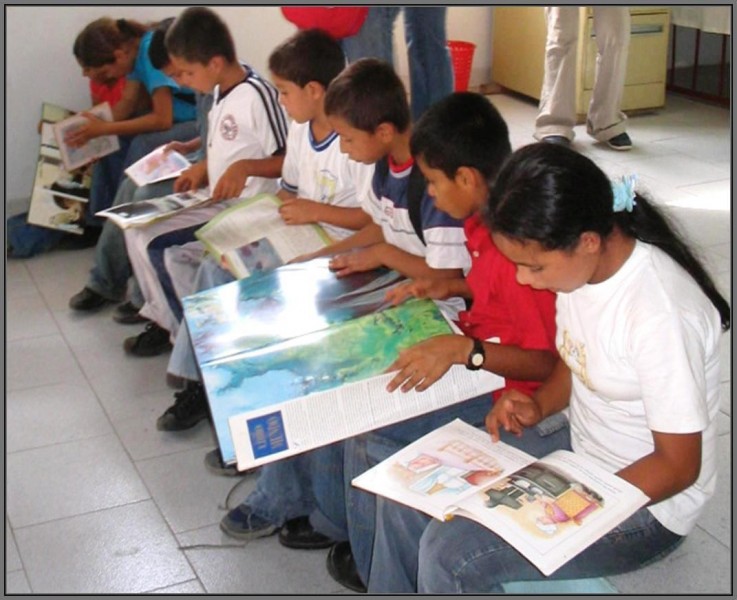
[279,198,372,231]
[164,137,201,156]
[616,431,702,505]
[303,222,385,261]
[330,243,462,281]
[173,159,208,193]
[386,335,557,394]
[385,278,473,305]
[210,155,285,201]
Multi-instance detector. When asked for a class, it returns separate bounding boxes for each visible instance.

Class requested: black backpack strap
[407,163,426,245]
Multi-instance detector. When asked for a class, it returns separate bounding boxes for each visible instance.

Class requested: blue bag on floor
[6,212,66,258]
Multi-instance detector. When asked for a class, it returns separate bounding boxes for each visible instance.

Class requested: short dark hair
[411,92,511,182]
[148,17,175,70]
[165,7,236,65]
[268,29,346,89]
[325,58,410,133]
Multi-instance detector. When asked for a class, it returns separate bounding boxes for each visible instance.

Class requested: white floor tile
[136,448,258,534]
[6,570,32,594]
[6,435,150,528]
[177,525,341,594]
[147,579,206,594]
[6,334,86,392]
[14,501,194,594]
[6,261,37,298]
[696,434,731,548]
[630,154,727,190]
[6,518,23,573]
[24,247,99,312]
[6,382,114,453]
[5,290,60,342]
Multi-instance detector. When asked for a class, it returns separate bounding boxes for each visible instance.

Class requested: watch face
[471,353,484,367]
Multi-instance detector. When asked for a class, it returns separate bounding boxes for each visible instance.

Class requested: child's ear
[304,81,325,99]
[209,55,225,73]
[579,231,602,254]
[455,166,480,190]
[375,122,395,143]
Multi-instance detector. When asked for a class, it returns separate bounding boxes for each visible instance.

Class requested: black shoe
[113,301,149,325]
[541,135,571,147]
[57,227,102,250]
[156,381,209,431]
[326,541,366,593]
[278,516,335,550]
[124,323,172,357]
[606,132,633,151]
[69,287,113,311]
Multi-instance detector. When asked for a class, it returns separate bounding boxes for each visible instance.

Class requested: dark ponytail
[73,17,147,68]
[486,143,730,331]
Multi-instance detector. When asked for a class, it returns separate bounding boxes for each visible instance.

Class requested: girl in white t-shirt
[369,142,730,593]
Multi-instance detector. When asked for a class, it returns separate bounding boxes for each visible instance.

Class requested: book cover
[95,188,211,229]
[52,102,120,171]
[27,102,92,235]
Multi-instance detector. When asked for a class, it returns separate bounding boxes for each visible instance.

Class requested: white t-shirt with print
[557,241,722,536]
[279,120,373,241]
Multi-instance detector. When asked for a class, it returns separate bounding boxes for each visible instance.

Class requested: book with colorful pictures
[95,188,211,229]
[124,144,191,187]
[180,259,505,468]
[52,102,120,171]
[352,418,649,576]
[27,102,92,235]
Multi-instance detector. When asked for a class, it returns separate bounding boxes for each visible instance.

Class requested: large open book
[95,188,211,229]
[52,102,120,171]
[27,103,92,235]
[353,419,649,576]
[195,193,333,279]
[124,144,191,187]
[181,259,504,468]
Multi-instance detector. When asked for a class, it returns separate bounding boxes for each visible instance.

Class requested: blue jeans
[403,7,453,120]
[341,7,452,121]
[87,177,173,302]
[369,419,684,593]
[168,258,234,380]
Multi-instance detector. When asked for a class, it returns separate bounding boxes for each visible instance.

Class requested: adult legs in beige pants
[535,6,630,144]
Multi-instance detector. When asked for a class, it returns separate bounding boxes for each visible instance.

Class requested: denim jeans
[340,7,452,121]
[369,418,684,593]
[403,7,453,120]
[87,178,173,302]
[167,258,234,380]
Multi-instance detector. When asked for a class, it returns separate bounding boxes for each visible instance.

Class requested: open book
[124,144,191,187]
[352,419,649,576]
[195,193,333,279]
[180,259,504,468]
[27,102,92,235]
[52,102,120,171]
[95,188,211,229]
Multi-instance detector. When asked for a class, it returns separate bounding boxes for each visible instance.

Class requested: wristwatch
[466,337,485,371]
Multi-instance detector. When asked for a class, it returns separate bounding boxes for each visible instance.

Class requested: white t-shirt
[207,66,288,198]
[557,241,722,536]
[279,120,372,241]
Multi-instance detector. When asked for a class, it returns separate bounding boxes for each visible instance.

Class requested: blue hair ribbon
[611,174,637,213]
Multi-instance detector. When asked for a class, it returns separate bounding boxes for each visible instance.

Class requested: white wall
[5,6,493,209]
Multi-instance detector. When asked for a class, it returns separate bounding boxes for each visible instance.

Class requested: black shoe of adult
[69,287,112,311]
[124,323,173,357]
[326,541,367,593]
[541,135,571,147]
[156,381,210,431]
[278,516,335,550]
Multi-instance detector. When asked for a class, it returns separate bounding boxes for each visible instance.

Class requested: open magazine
[27,102,92,235]
[124,144,191,187]
[52,102,120,171]
[95,188,211,229]
[352,419,649,576]
[195,193,333,279]
[180,259,504,468]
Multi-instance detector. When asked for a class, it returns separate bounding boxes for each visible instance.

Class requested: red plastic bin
[447,40,476,92]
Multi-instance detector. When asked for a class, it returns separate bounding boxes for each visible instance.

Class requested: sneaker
[219,504,279,541]
[69,287,112,311]
[278,516,335,550]
[156,381,209,431]
[124,323,172,357]
[112,301,149,325]
[606,132,632,151]
[541,135,571,147]
[326,541,367,593]
[204,448,240,476]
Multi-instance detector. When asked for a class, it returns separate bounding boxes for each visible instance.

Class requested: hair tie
[612,174,637,213]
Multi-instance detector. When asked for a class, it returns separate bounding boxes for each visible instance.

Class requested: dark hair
[148,17,175,70]
[485,143,730,330]
[325,58,410,133]
[411,92,511,182]
[73,17,147,67]
[268,29,346,89]
[165,7,236,65]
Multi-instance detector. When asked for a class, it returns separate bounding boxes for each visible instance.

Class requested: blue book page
[182,258,406,366]
[201,298,452,464]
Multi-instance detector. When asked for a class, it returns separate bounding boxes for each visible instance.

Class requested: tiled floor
[5,91,732,594]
